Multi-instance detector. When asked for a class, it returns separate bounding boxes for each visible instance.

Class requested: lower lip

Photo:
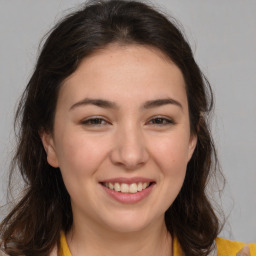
[101,183,155,204]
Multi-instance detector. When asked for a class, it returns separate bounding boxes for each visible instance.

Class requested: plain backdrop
[0,0,255,242]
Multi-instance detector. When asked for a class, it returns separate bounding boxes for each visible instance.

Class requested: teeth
[142,182,148,189]
[114,183,121,192]
[129,183,137,193]
[121,183,129,193]
[137,182,143,191]
[109,182,114,190]
[104,182,150,193]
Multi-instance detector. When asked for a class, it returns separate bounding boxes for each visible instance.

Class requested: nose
[110,124,149,170]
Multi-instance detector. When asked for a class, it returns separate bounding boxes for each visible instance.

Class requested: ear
[187,134,197,162]
[40,130,59,168]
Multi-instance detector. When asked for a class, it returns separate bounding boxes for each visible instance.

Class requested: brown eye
[148,117,174,125]
[82,118,108,126]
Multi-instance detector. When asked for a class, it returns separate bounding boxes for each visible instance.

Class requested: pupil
[93,119,101,124]
[155,118,162,124]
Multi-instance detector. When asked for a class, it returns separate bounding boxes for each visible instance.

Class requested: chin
[101,210,158,233]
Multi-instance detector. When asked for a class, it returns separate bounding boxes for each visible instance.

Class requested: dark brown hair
[0,1,224,255]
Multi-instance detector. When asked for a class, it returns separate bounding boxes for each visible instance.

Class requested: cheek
[146,136,189,215]
[54,134,110,207]
[150,133,191,174]
[55,133,109,178]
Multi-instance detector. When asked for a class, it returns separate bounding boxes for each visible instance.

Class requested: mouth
[99,177,155,203]
[99,177,156,204]
[101,181,154,194]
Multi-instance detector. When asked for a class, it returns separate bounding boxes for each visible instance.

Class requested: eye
[147,117,174,126]
[81,117,109,127]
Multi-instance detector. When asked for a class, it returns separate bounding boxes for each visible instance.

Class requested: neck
[66,215,172,256]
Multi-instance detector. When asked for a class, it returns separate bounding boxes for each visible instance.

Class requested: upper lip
[99,177,155,184]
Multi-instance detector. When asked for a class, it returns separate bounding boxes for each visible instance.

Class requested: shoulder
[216,237,256,255]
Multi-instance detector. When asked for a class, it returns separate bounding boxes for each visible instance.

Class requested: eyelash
[81,117,109,126]
[81,116,175,127]
[147,117,174,126]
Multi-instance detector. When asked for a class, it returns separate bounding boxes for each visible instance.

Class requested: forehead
[58,44,187,110]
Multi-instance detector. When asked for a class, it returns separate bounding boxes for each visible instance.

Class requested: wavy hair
[0,1,224,255]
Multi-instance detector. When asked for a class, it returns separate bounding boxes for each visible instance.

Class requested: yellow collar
[59,231,72,256]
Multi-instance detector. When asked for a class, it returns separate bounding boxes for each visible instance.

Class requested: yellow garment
[59,231,256,256]
[59,231,71,256]
[216,237,256,256]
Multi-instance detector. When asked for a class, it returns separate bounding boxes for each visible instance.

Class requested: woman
[0,0,255,255]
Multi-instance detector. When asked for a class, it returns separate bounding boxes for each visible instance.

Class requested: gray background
[0,0,255,242]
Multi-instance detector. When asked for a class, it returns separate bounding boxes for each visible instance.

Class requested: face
[42,44,197,233]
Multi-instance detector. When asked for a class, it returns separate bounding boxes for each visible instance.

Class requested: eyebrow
[69,97,183,111]
[70,98,118,111]
[142,98,183,110]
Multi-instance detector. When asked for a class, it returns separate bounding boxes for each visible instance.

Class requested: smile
[99,178,155,203]
[103,182,151,193]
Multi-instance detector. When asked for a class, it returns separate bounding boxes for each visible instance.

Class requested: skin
[237,246,250,256]
[42,44,197,256]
